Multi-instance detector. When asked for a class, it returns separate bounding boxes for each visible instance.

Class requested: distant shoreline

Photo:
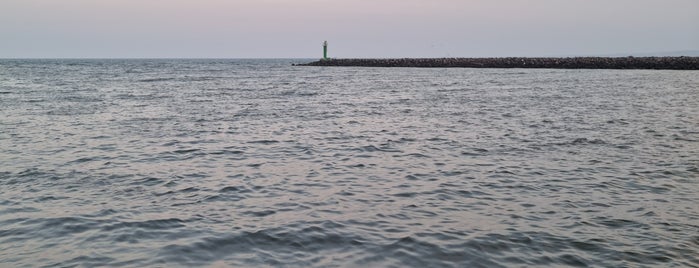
[296,57,699,70]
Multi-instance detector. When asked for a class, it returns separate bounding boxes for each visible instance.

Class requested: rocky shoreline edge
[295,57,699,70]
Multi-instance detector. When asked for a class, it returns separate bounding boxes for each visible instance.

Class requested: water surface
[1,59,698,267]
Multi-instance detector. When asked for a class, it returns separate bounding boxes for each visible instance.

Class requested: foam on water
[1,59,698,267]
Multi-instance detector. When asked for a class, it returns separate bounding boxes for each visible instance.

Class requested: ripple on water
[0,60,698,267]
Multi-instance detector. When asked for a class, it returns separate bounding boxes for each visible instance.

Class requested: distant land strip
[296,57,699,70]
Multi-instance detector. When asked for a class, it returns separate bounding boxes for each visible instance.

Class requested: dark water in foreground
[1,59,698,267]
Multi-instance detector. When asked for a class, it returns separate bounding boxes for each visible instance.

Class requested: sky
[1,0,697,58]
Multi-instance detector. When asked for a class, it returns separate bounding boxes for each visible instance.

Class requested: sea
[0,59,697,267]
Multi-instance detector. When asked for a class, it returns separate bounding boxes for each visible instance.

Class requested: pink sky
[1,0,697,57]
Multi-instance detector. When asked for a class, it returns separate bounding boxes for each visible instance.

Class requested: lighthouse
[323,41,328,60]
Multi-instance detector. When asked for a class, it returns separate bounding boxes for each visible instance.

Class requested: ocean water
[0,59,698,267]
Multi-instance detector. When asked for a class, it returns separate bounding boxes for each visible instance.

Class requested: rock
[295,57,699,70]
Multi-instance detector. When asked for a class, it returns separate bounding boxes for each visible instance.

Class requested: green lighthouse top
[323,41,328,60]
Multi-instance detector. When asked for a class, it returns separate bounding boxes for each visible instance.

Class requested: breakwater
[297,57,699,70]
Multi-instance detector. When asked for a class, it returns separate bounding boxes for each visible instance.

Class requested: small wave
[241,210,276,217]
[596,218,649,229]
[66,156,100,164]
[280,90,319,97]
[172,148,200,154]
[35,195,67,202]
[21,217,102,239]
[137,77,176,82]
[248,140,280,145]
[102,218,186,232]
[402,153,430,158]
[393,192,418,198]
[357,145,402,153]
[154,222,359,266]
[0,207,41,215]
[606,119,629,125]
[358,236,477,267]
[17,168,47,178]
[154,186,200,197]
[673,135,698,142]
[89,209,119,218]
[461,148,489,156]
[182,76,225,82]
[130,177,165,186]
[49,255,117,268]
[571,138,607,145]
[218,186,251,193]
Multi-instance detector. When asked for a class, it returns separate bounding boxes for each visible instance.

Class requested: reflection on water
[1,59,698,267]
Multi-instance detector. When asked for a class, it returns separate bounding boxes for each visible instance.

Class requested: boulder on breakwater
[295,57,699,70]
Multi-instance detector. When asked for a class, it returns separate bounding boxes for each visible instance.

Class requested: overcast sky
[1,0,697,58]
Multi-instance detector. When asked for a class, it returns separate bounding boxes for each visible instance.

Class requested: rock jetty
[296,57,699,70]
